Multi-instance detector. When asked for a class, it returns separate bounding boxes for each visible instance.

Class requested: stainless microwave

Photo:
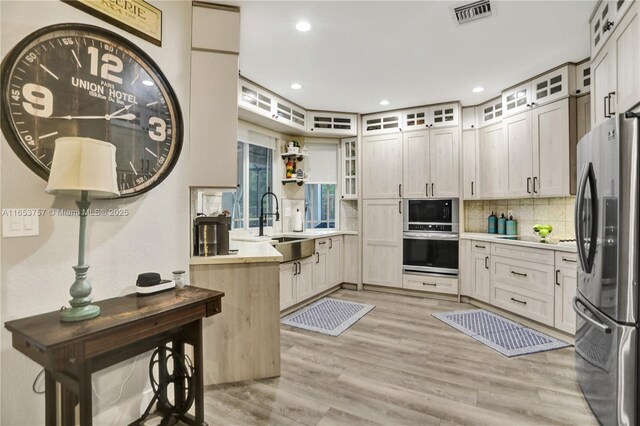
[403,199,459,233]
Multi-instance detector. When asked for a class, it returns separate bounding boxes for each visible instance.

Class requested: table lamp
[45,137,120,322]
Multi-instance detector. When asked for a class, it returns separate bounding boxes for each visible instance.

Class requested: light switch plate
[2,209,40,237]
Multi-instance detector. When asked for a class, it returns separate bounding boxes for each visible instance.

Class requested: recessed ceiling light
[142,80,154,86]
[379,100,390,106]
[472,86,484,93]
[290,83,302,90]
[296,21,311,32]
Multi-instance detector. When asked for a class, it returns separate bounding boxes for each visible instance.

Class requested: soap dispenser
[506,215,517,236]
[488,212,497,234]
[498,213,507,235]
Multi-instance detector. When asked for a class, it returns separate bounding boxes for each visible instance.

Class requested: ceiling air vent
[454,0,492,24]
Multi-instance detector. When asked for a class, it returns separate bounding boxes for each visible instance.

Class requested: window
[222,142,274,229]
[305,184,336,229]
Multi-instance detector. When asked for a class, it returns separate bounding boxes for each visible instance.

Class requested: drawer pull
[318,241,327,245]
[561,257,577,263]
[510,297,527,305]
[422,282,437,287]
[510,271,528,278]
[474,244,486,249]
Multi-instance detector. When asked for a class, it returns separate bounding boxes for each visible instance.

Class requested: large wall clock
[0,23,183,198]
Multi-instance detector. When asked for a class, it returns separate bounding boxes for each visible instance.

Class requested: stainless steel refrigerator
[574,111,639,426]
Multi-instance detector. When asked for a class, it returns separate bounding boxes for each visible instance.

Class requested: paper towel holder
[292,208,304,232]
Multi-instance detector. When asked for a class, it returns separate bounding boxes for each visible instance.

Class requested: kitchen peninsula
[190,240,282,385]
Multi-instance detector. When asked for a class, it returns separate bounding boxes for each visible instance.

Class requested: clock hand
[50,115,110,120]
[109,113,137,121]
[107,104,135,120]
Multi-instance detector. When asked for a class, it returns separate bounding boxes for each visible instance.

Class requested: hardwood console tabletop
[4,286,224,426]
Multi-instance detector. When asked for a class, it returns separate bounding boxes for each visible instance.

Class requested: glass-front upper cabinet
[341,137,357,199]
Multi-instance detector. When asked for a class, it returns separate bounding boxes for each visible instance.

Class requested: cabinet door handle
[608,92,616,116]
[298,262,302,275]
[316,253,319,264]
[556,269,561,286]
[527,177,532,194]
[422,282,437,287]
[399,184,402,197]
[485,256,489,269]
[329,238,333,249]
[426,183,429,197]
[561,257,577,263]
[511,271,528,277]
[293,262,298,275]
[471,181,474,196]
[533,177,538,194]
[431,183,434,196]
[510,297,527,305]
[399,200,402,214]
[604,94,610,118]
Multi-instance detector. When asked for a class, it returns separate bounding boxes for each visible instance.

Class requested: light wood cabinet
[343,234,360,284]
[591,1,640,127]
[575,61,591,95]
[280,256,315,310]
[189,5,239,188]
[590,0,635,57]
[313,242,328,294]
[479,97,504,127]
[503,111,533,197]
[555,251,578,334]
[363,199,402,288]
[308,111,357,136]
[327,236,343,288]
[402,104,460,132]
[279,262,296,310]
[470,251,491,303]
[402,274,458,294]
[501,99,571,198]
[478,122,505,198]
[297,257,315,302]
[462,130,479,199]
[533,99,571,197]
[362,133,403,199]
[341,138,357,199]
[402,130,430,198]
[402,128,459,198]
[362,111,402,136]
[576,94,592,142]
[238,78,307,133]
[503,67,570,118]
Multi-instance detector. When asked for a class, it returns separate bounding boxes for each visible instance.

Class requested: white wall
[0,1,192,424]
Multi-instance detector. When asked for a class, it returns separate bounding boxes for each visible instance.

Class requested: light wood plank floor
[203,289,597,426]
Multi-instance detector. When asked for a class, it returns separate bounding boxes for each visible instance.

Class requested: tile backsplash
[464,197,576,239]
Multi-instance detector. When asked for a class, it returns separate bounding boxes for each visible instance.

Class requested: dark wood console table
[4,286,224,426]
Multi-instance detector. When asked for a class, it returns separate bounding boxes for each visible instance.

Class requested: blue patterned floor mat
[281,298,375,336]
[433,309,571,357]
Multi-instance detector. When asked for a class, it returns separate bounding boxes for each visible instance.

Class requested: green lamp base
[60,263,100,322]
[61,303,100,322]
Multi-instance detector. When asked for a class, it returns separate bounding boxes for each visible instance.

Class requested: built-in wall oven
[403,199,459,276]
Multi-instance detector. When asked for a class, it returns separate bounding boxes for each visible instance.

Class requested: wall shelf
[280,152,308,161]
[281,178,307,186]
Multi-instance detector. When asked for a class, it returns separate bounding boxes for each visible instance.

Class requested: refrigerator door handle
[574,162,599,274]
[572,297,612,334]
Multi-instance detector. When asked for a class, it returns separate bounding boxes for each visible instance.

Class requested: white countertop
[190,230,358,266]
[230,229,357,242]
[190,240,282,265]
[461,232,577,253]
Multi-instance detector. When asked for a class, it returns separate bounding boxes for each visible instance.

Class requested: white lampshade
[45,137,120,198]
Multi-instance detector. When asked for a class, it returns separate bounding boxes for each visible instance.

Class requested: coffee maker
[193,215,230,256]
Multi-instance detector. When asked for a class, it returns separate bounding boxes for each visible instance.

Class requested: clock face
[0,24,183,197]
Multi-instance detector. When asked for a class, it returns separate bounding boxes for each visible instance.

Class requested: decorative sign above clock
[0,23,183,198]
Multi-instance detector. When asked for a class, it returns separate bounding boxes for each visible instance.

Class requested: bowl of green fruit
[533,224,553,241]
